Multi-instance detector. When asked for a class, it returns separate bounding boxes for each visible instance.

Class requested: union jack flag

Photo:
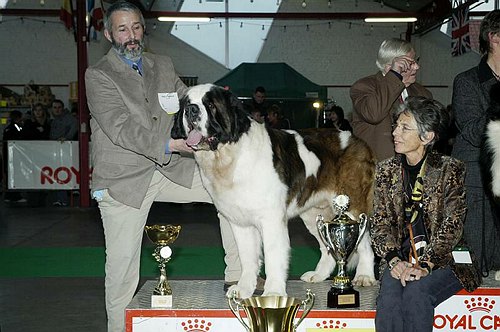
[451,4,471,56]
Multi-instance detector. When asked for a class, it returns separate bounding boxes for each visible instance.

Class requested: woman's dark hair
[330,105,345,122]
[479,10,500,55]
[394,96,448,150]
[268,104,283,118]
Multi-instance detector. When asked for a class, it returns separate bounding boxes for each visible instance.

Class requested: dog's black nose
[186,104,200,122]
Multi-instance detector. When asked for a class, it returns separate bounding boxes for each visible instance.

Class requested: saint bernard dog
[171,84,377,298]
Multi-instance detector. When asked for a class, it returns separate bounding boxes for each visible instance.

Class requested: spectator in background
[251,110,266,123]
[322,104,353,132]
[433,104,457,156]
[49,99,78,206]
[2,110,27,203]
[22,103,52,206]
[245,86,269,119]
[451,10,500,278]
[23,103,51,140]
[350,38,432,161]
[246,104,266,124]
[267,104,290,129]
[50,99,78,142]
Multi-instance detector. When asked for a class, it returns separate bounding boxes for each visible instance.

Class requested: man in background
[350,38,432,161]
[49,99,78,206]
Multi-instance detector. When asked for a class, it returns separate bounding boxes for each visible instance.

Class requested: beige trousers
[97,168,240,332]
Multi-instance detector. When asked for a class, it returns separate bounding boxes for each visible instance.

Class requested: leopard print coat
[370,152,482,292]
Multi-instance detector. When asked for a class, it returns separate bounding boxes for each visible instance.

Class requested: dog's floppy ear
[225,89,251,139]
[171,95,188,139]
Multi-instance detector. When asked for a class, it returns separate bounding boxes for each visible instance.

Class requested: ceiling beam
[0,8,428,21]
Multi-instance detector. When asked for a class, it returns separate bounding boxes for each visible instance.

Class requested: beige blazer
[85,50,194,208]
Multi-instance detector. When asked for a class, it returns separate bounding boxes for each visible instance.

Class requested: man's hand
[390,56,418,87]
[169,138,194,153]
[390,56,414,74]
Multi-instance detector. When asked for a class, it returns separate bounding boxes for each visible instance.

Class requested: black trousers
[375,266,462,332]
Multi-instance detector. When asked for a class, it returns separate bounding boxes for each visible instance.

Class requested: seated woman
[322,104,353,132]
[370,96,482,332]
[267,104,290,129]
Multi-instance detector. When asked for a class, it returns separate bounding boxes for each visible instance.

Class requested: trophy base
[327,287,360,308]
[151,294,173,308]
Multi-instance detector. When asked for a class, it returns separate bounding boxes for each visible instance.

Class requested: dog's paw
[352,275,378,287]
[262,290,287,297]
[261,279,286,296]
[495,270,500,281]
[300,271,329,283]
[225,284,254,299]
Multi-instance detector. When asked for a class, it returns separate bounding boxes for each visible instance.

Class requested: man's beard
[111,37,145,61]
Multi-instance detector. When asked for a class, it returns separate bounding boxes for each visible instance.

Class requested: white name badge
[158,92,179,114]
[452,248,472,264]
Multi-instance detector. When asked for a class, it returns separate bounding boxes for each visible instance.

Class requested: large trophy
[317,194,367,308]
[144,224,181,308]
[228,290,315,332]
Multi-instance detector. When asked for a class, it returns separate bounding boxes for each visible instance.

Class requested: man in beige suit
[85,2,240,331]
[350,38,432,161]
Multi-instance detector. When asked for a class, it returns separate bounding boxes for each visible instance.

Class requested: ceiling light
[158,17,211,22]
[364,17,417,23]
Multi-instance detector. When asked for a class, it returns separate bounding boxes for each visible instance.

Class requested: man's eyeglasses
[392,123,418,133]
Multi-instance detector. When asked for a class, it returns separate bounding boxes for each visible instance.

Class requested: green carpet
[0,246,321,278]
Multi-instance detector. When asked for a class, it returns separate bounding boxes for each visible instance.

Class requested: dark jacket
[23,119,51,140]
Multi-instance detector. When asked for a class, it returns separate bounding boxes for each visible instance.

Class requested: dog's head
[171,84,251,151]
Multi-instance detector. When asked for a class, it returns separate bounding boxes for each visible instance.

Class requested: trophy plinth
[317,195,367,309]
[327,286,360,308]
[228,290,315,332]
[144,224,181,308]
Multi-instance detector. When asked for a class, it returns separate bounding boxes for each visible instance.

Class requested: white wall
[0,16,228,106]
[0,0,481,120]
[259,0,482,118]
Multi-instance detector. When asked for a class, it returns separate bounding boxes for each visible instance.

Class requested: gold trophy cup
[317,195,367,308]
[228,290,315,332]
[144,224,181,308]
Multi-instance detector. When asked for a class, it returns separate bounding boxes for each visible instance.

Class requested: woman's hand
[389,259,429,286]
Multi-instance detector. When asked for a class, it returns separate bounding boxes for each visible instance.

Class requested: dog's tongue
[186,130,203,147]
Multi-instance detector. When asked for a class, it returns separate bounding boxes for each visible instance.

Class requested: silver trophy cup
[317,195,367,308]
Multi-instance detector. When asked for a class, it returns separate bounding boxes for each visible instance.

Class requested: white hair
[375,38,414,72]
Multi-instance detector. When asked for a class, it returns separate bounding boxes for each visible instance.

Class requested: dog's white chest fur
[195,123,287,223]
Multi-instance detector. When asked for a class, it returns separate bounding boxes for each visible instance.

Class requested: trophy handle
[316,215,332,252]
[294,289,315,329]
[228,291,250,331]
[355,213,368,249]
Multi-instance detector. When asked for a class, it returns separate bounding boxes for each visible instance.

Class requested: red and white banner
[6,140,91,190]
[126,289,500,332]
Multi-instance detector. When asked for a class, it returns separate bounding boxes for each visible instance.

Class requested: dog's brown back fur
[293,128,376,217]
